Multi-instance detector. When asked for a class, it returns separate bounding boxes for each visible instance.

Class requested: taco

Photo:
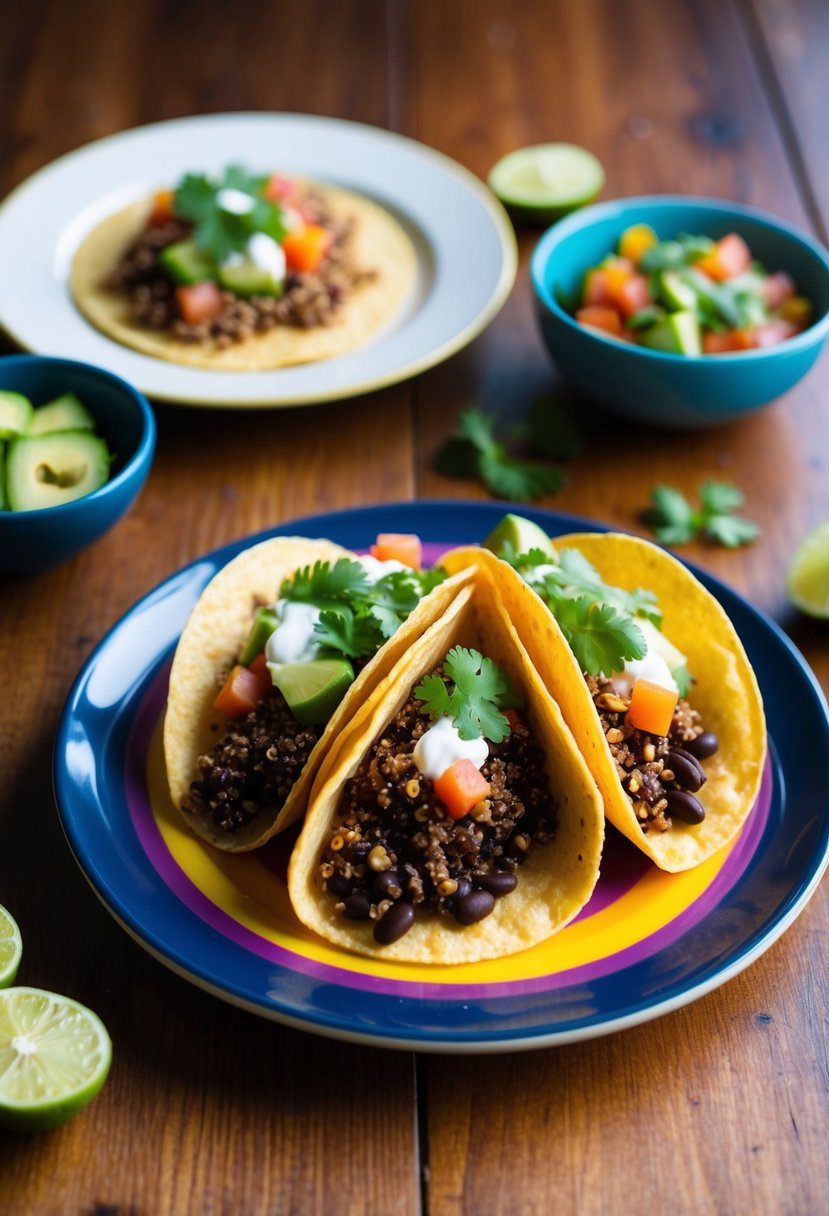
[288,568,604,963]
[442,527,766,873]
[70,166,418,372]
[163,533,473,852]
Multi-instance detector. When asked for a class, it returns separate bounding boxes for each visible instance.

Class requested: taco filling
[319,649,558,945]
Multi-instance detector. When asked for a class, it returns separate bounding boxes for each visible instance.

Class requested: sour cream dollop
[622,650,678,693]
[216,187,256,215]
[357,555,408,583]
[247,232,286,282]
[413,716,488,781]
[265,600,322,665]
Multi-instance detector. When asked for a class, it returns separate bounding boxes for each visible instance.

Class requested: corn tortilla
[70,182,419,371]
[441,536,766,873]
[288,568,604,964]
[163,537,474,851]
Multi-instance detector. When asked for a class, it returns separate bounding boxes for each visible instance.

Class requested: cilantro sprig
[434,407,568,502]
[174,165,287,262]
[642,480,760,548]
[414,647,521,743]
[280,558,447,661]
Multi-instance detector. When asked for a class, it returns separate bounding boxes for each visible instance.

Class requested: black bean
[374,901,415,945]
[454,878,473,900]
[342,894,371,920]
[326,872,352,898]
[666,789,705,824]
[373,870,402,900]
[474,872,518,898]
[454,890,496,926]
[685,731,719,760]
[667,748,706,793]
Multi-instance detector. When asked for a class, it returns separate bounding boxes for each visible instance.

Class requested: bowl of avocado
[0,355,155,574]
[531,196,829,427]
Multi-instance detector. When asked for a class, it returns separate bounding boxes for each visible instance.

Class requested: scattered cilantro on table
[642,480,760,548]
[414,646,520,743]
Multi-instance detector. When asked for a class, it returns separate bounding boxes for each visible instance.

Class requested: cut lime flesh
[0,906,22,989]
[269,657,355,726]
[483,513,556,560]
[787,521,829,619]
[488,143,605,220]
[0,987,112,1132]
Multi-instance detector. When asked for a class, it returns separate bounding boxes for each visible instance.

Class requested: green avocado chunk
[639,310,702,356]
[27,393,96,436]
[239,605,280,666]
[217,260,283,298]
[6,431,111,512]
[483,513,557,559]
[0,391,33,440]
[159,240,216,285]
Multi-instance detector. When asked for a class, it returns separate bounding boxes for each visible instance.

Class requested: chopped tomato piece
[434,759,491,821]
[282,224,331,273]
[370,533,423,570]
[695,233,751,281]
[702,328,754,354]
[264,173,297,203]
[751,318,799,347]
[214,663,271,720]
[249,652,269,675]
[616,273,652,319]
[758,271,796,309]
[147,189,175,227]
[583,268,611,306]
[618,223,657,266]
[602,256,634,302]
[626,679,679,738]
[175,281,224,325]
[503,707,524,731]
[575,304,623,336]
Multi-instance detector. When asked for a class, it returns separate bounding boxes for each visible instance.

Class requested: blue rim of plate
[54,500,829,1052]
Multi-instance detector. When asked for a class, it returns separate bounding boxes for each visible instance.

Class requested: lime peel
[787,520,829,619]
[488,143,605,222]
[0,905,22,989]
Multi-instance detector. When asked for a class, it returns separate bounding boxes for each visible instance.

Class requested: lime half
[0,987,112,1132]
[269,657,355,726]
[787,520,829,619]
[0,906,22,989]
[488,143,605,222]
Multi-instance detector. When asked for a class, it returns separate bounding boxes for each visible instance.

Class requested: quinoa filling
[586,674,719,832]
[319,684,559,945]
[183,686,319,834]
[107,187,377,348]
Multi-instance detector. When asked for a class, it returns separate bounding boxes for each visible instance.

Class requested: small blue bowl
[531,195,829,427]
[0,355,156,574]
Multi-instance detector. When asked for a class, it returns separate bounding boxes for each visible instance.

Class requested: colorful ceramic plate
[0,113,516,408]
[54,502,829,1052]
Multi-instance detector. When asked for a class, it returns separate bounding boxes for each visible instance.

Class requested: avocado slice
[639,310,702,356]
[7,431,111,512]
[159,240,216,285]
[483,513,557,560]
[217,260,283,298]
[239,605,280,666]
[658,270,697,312]
[27,392,95,436]
[0,391,33,440]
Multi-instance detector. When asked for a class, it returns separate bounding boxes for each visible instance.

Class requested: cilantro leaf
[642,481,759,549]
[282,559,370,604]
[314,606,384,659]
[172,165,286,262]
[672,664,693,699]
[414,646,520,743]
[433,407,565,503]
[552,597,647,676]
[478,450,565,500]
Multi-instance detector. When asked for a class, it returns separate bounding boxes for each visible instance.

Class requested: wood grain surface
[0,1,827,1213]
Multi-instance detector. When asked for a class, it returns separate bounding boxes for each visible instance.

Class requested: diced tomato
[616,273,652,319]
[249,652,269,675]
[370,533,423,570]
[434,759,491,821]
[264,173,297,203]
[758,271,796,309]
[618,223,658,266]
[282,224,331,273]
[503,707,524,731]
[750,318,799,347]
[583,267,611,307]
[147,189,175,227]
[175,281,224,325]
[702,328,754,354]
[695,233,751,281]
[603,256,634,301]
[626,679,678,738]
[214,663,272,720]
[575,304,623,336]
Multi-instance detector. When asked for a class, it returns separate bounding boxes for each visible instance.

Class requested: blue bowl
[531,195,829,427]
[0,355,156,574]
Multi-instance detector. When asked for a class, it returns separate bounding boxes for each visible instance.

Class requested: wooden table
[2,1,827,1211]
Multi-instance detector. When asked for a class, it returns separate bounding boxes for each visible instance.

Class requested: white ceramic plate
[0,113,517,407]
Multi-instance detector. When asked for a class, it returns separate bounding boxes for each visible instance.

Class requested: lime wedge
[0,906,22,989]
[0,987,112,1132]
[488,143,605,222]
[269,657,355,726]
[483,513,556,560]
[787,520,829,619]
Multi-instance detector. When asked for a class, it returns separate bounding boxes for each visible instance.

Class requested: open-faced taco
[71,165,418,371]
[164,533,473,852]
[288,568,604,963]
[442,524,766,873]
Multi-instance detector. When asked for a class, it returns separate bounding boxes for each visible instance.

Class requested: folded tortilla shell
[442,535,766,872]
[70,182,418,372]
[288,568,604,964]
[163,537,474,851]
